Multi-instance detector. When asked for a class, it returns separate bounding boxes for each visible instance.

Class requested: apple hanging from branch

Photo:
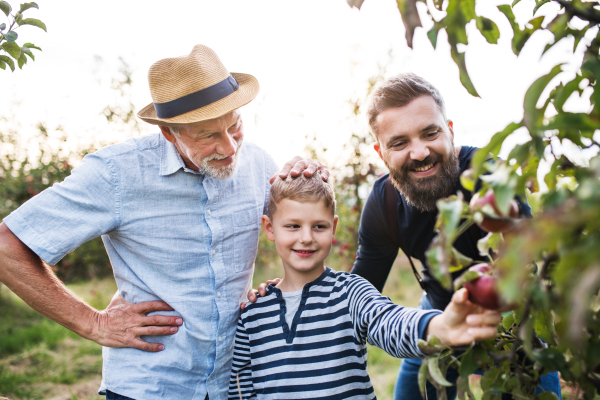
[470,189,519,233]
[456,263,509,310]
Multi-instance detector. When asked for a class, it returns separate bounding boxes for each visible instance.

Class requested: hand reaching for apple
[470,189,520,233]
[425,288,502,348]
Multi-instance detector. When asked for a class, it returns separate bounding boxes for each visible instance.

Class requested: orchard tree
[0,1,45,72]
[349,0,600,398]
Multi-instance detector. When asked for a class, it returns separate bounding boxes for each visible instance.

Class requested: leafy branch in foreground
[0,1,45,72]
[350,0,600,398]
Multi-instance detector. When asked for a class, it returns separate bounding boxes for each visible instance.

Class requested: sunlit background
[0,0,590,170]
[1,1,598,399]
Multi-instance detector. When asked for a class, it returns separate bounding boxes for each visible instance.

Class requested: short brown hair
[268,172,336,219]
[366,73,446,138]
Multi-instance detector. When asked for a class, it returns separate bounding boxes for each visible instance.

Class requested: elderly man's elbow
[0,223,36,281]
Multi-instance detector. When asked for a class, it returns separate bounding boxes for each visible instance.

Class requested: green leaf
[450,45,479,97]
[476,17,499,44]
[428,26,439,49]
[454,269,480,290]
[0,54,15,71]
[0,23,6,31]
[472,122,522,177]
[23,42,41,51]
[396,0,422,49]
[0,1,11,16]
[3,30,17,43]
[19,2,38,12]
[21,46,33,60]
[534,309,557,346]
[502,311,516,330]
[536,392,559,400]
[523,64,563,134]
[18,18,46,32]
[428,356,453,387]
[456,375,475,400]
[418,358,430,398]
[477,232,503,258]
[1,42,21,59]
[0,58,5,70]
[460,169,475,192]
[511,0,521,6]
[459,346,479,376]
[17,52,26,69]
[480,367,502,392]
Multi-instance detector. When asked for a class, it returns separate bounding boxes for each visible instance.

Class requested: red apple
[463,263,504,310]
[470,190,519,233]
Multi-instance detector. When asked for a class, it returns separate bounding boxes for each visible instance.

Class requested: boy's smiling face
[262,198,338,287]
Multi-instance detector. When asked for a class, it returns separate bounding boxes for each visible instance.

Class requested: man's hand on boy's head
[269,156,330,184]
[425,288,502,349]
[240,278,282,310]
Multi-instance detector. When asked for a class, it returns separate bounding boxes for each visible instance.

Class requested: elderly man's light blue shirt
[3,133,278,400]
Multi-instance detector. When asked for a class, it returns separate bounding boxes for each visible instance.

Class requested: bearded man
[350,73,561,399]
[0,45,326,400]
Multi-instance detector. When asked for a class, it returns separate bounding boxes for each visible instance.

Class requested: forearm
[0,223,99,339]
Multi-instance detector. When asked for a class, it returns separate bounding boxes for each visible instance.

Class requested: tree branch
[553,0,600,25]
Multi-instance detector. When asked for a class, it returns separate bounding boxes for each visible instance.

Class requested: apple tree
[0,1,45,72]
[349,0,600,398]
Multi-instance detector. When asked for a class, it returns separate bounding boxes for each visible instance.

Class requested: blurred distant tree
[350,0,600,398]
[0,58,139,282]
[0,1,45,72]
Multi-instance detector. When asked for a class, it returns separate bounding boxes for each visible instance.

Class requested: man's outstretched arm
[0,223,182,352]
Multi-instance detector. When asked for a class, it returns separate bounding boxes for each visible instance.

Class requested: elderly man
[0,44,326,400]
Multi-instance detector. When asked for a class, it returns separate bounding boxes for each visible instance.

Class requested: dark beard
[386,149,460,212]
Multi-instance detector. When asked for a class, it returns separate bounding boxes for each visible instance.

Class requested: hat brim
[137,73,259,126]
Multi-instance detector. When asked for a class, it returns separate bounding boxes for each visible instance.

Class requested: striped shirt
[228,268,441,399]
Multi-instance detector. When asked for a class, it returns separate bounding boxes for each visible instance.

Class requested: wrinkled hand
[427,288,502,347]
[89,292,183,352]
[240,278,282,310]
[269,156,330,184]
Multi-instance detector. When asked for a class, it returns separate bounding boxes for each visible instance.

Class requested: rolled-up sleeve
[3,153,120,265]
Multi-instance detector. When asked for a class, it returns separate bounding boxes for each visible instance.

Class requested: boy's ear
[262,215,275,242]
[332,215,339,236]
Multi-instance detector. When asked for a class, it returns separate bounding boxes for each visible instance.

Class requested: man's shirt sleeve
[2,153,120,265]
[351,181,399,292]
[347,275,441,359]
[228,316,257,400]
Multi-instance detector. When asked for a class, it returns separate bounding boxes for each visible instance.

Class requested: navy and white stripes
[228,268,440,399]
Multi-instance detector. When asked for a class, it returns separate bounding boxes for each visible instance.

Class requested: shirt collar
[159,134,185,176]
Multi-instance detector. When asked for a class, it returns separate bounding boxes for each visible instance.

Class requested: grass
[0,256,586,400]
[0,279,116,400]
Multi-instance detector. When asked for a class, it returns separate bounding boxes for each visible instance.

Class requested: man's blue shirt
[3,133,278,400]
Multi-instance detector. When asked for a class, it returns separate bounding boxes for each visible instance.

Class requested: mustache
[403,153,441,172]
[202,139,243,162]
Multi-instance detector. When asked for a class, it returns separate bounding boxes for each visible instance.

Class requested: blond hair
[268,172,336,218]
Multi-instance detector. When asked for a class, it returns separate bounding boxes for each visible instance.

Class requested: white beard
[198,139,243,180]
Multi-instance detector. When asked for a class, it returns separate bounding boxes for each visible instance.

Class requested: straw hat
[137,44,259,126]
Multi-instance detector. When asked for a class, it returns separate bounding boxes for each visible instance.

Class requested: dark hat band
[153,75,239,119]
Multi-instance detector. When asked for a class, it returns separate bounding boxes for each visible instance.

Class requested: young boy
[228,174,501,399]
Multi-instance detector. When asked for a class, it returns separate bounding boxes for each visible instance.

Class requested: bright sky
[0,0,593,170]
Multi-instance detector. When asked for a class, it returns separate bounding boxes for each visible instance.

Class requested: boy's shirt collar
[265,267,335,297]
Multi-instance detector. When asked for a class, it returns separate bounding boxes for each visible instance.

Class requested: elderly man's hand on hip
[89,292,183,352]
[270,156,330,183]
[0,223,182,353]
